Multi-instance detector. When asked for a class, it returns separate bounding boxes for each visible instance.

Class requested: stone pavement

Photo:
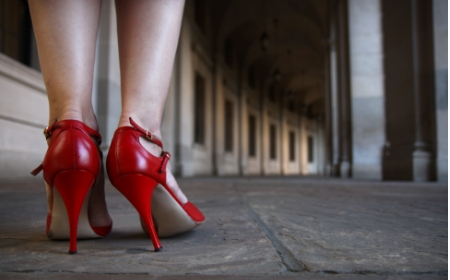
[0,176,447,279]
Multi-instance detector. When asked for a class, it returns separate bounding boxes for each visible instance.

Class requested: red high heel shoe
[106,117,205,252]
[31,120,112,254]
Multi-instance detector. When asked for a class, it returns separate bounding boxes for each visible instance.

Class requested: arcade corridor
[0,0,447,182]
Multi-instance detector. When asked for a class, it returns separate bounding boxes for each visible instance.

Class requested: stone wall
[0,54,47,179]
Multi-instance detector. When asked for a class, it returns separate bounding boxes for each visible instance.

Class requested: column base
[413,150,433,182]
[340,161,351,178]
[332,163,341,177]
[173,163,183,177]
[325,163,332,176]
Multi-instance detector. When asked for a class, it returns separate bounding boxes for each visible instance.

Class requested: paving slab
[0,273,447,280]
[237,178,447,274]
[0,176,447,279]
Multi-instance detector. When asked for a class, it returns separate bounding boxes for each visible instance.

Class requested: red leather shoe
[106,117,205,252]
[31,120,112,254]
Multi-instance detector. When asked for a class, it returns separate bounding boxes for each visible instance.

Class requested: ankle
[51,109,99,132]
[118,115,161,136]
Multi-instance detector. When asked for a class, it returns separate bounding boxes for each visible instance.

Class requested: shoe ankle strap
[129,117,164,149]
[44,119,102,145]
[128,118,170,173]
[43,119,58,139]
[31,119,102,176]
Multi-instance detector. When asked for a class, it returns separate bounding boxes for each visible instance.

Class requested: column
[329,13,341,177]
[94,0,121,152]
[279,93,285,175]
[337,0,352,177]
[211,49,219,176]
[323,41,333,176]
[237,73,246,175]
[259,91,266,175]
[299,105,307,174]
[433,0,448,182]
[411,0,434,181]
[317,116,326,175]
[297,110,303,174]
[174,20,194,176]
[348,0,385,179]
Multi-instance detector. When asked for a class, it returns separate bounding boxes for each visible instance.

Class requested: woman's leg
[29,0,111,227]
[29,0,102,129]
[115,0,187,203]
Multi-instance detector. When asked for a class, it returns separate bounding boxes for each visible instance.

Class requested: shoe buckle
[43,119,57,139]
[145,130,154,141]
[43,126,52,139]
[162,151,170,159]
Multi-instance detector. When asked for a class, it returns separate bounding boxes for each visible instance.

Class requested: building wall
[0,54,47,179]
[244,90,262,175]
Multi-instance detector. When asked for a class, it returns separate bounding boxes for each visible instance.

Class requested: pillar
[329,8,341,177]
[411,0,435,181]
[94,0,121,153]
[297,105,304,174]
[211,49,219,176]
[279,93,286,175]
[433,0,448,182]
[323,42,333,176]
[259,91,266,175]
[337,0,352,177]
[348,0,385,179]
[237,73,246,175]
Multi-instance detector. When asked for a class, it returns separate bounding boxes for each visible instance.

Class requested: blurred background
[0,0,447,182]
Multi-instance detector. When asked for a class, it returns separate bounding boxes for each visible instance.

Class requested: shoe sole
[150,184,202,238]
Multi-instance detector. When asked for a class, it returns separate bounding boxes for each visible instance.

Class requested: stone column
[259,91,266,175]
[94,0,121,153]
[348,0,385,180]
[279,93,285,175]
[323,42,333,176]
[174,20,195,176]
[337,0,352,177]
[329,9,341,177]
[297,109,303,174]
[211,50,219,176]
[316,116,325,175]
[411,0,434,181]
[433,0,448,182]
[237,73,245,176]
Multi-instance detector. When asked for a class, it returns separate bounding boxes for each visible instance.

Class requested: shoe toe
[182,202,205,223]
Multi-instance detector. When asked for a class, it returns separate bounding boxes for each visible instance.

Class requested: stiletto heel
[53,170,95,254]
[32,120,112,254]
[112,174,162,251]
[107,117,205,251]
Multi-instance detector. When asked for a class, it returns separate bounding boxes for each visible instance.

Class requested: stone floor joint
[240,195,306,273]
[309,270,448,276]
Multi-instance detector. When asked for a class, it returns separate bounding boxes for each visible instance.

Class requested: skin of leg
[29,0,111,228]
[115,0,187,203]
[28,0,101,130]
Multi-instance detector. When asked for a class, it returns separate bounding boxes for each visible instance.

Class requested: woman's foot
[109,117,204,244]
[117,118,188,205]
[87,162,113,228]
[45,116,112,230]
[139,134,188,204]
[44,164,112,230]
